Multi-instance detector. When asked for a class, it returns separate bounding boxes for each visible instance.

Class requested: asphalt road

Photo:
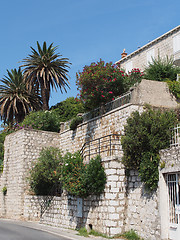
[0,220,70,240]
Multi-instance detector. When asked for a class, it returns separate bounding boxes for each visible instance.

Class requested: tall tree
[21,41,71,110]
[0,68,42,125]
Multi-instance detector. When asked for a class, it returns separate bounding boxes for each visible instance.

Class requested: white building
[116,25,180,72]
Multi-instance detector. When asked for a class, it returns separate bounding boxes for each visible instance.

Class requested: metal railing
[170,125,180,147]
[82,91,132,122]
[60,92,132,132]
[80,134,122,162]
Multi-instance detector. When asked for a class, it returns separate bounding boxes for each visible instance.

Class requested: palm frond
[21,41,71,110]
[0,68,42,125]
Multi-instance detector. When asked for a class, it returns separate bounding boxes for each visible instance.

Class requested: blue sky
[0,0,179,107]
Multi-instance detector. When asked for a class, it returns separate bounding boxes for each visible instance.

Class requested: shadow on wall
[67,194,101,231]
[123,169,160,239]
[71,114,99,143]
[38,191,102,231]
[38,184,63,217]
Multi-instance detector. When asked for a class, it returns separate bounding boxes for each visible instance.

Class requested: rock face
[0,80,178,239]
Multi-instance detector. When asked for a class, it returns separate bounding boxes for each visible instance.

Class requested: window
[173,34,180,53]
[125,61,133,73]
[147,48,155,64]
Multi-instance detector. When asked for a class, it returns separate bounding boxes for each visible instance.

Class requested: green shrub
[144,56,180,82]
[0,131,10,172]
[2,186,7,196]
[84,155,106,195]
[121,229,143,240]
[139,152,160,191]
[50,97,85,122]
[78,227,89,237]
[21,110,60,132]
[29,147,62,195]
[167,80,180,100]
[61,153,106,197]
[70,116,83,130]
[61,152,87,197]
[21,97,85,133]
[121,107,177,191]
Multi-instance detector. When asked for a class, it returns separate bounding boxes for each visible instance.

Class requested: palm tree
[21,41,71,110]
[0,68,42,125]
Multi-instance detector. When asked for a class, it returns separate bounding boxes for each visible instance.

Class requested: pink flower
[109,91,113,94]
[102,95,105,98]
[112,98,114,100]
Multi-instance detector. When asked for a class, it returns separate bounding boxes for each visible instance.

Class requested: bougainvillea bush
[76,60,143,110]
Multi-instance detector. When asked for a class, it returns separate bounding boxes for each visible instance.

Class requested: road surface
[0,220,71,240]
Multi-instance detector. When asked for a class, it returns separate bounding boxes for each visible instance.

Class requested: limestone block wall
[160,147,180,174]
[1,80,177,239]
[0,129,60,219]
[0,130,25,219]
[125,170,160,240]
[23,159,161,239]
[59,104,143,154]
[0,103,143,222]
[24,156,127,236]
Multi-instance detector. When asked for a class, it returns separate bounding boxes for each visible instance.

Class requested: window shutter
[125,61,133,73]
[173,34,180,53]
[147,48,155,64]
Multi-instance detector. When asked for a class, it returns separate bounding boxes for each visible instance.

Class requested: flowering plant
[61,152,106,197]
[76,60,143,110]
[61,152,87,196]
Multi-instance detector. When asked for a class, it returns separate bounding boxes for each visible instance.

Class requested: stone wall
[0,80,178,239]
[58,104,142,155]
[125,170,160,240]
[0,129,60,219]
[23,157,160,240]
[0,103,141,226]
[131,79,178,109]
[160,146,180,174]
[24,156,127,236]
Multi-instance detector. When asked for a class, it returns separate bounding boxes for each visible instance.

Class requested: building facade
[116,25,180,72]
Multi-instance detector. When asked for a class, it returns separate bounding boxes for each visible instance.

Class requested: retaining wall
[0,80,178,239]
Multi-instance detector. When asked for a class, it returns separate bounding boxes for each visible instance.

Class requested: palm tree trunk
[41,88,49,110]
[40,79,50,110]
